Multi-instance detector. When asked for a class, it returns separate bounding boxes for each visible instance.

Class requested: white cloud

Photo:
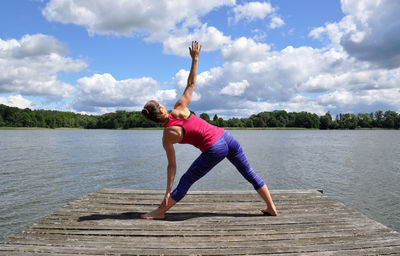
[315,87,400,114]
[172,68,221,102]
[310,0,400,68]
[0,94,36,109]
[172,69,190,89]
[220,80,249,96]
[0,34,87,98]
[73,73,176,113]
[220,42,347,102]
[43,0,235,56]
[303,68,399,93]
[269,16,285,29]
[288,97,328,115]
[221,37,271,62]
[232,2,274,23]
[41,0,285,57]
[231,1,284,30]
[318,90,354,105]
[251,29,267,41]
[160,24,231,57]
[1,33,69,58]
[172,33,400,116]
[173,67,223,89]
[43,0,235,35]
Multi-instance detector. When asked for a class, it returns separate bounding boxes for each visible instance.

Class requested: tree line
[1,104,399,129]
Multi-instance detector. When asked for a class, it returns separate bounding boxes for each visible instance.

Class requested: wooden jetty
[1,189,400,255]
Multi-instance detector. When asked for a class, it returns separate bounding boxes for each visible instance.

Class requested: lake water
[0,129,399,241]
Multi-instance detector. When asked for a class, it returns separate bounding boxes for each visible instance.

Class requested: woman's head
[142,100,167,123]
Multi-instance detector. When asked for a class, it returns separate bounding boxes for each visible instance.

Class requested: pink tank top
[164,113,225,152]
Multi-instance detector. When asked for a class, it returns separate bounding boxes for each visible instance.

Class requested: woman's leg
[257,185,278,216]
[226,132,278,216]
[170,139,228,202]
[142,136,228,219]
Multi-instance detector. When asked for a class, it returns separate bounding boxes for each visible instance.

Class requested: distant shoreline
[2,104,399,130]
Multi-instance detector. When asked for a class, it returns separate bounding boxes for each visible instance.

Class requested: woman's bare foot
[141,193,176,220]
[141,207,165,220]
[261,207,278,216]
[256,185,278,216]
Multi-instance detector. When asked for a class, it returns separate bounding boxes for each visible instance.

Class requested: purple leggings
[170,131,265,202]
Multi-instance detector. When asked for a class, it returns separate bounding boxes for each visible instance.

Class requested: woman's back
[164,113,224,152]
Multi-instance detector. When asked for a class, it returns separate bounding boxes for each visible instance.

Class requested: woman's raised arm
[174,41,202,110]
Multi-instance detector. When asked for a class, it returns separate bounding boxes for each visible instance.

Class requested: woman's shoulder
[171,108,191,120]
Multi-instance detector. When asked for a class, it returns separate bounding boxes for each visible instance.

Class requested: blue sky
[1,0,399,117]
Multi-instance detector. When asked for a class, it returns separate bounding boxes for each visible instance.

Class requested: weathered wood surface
[1,189,399,255]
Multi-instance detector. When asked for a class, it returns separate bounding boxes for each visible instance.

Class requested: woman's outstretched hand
[189,41,201,60]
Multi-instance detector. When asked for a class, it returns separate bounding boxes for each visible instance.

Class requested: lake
[0,129,399,241]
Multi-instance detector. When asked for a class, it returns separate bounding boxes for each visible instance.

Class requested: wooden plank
[1,189,399,255]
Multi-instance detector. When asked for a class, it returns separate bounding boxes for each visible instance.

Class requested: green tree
[250,114,266,127]
[116,110,127,129]
[383,110,398,129]
[256,112,269,126]
[242,118,254,128]
[212,114,219,126]
[213,114,218,121]
[200,113,210,122]
[287,112,297,127]
[226,117,242,127]
[374,110,383,128]
[357,113,372,128]
[330,120,339,129]
[272,110,289,127]
[1,103,399,130]
[320,112,332,129]
[46,116,56,129]
[217,117,225,127]
[338,113,358,129]
[267,116,279,127]
[20,111,33,127]
[294,112,310,128]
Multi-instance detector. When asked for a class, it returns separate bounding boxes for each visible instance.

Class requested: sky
[0,0,399,118]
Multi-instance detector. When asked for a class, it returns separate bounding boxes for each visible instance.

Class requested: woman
[141,41,277,219]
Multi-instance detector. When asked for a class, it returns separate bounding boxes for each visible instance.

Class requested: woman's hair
[142,100,164,123]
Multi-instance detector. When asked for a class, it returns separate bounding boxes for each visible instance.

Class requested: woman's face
[152,101,166,115]
[151,100,168,118]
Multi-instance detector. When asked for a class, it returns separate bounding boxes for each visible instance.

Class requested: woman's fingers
[194,41,199,50]
[189,41,201,58]
[191,41,200,50]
